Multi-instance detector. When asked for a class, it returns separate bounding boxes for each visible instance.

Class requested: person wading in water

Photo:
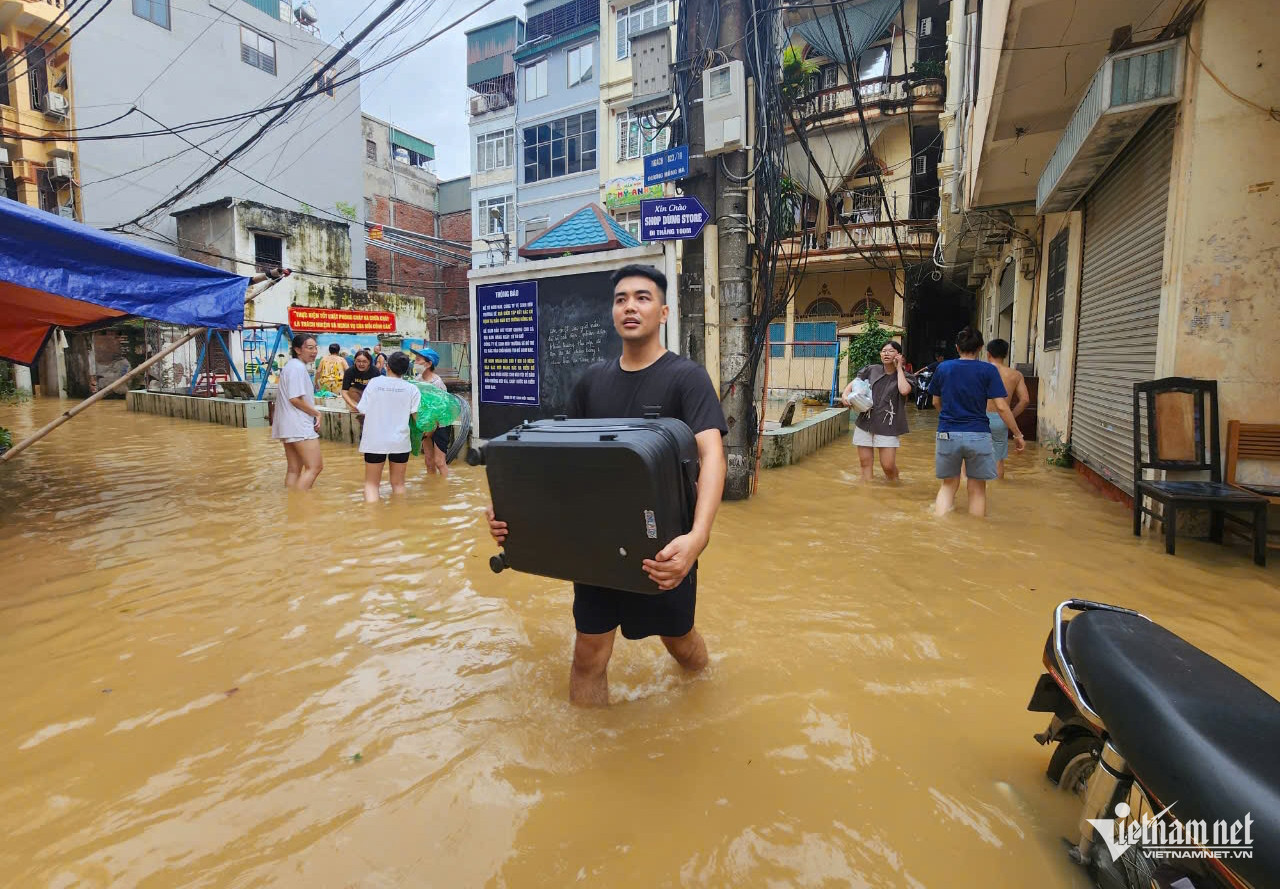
[271,333,324,490]
[485,264,728,706]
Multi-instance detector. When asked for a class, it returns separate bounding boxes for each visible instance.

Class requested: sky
[320,0,527,181]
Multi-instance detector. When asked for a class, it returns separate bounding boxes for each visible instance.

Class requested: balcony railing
[792,75,945,122]
[1037,38,1184,213]
[786,220,938,256]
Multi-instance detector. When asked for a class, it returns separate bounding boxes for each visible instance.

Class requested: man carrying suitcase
[486,264,728,706]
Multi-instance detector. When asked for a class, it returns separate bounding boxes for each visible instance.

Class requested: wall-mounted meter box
[702,60,747,157]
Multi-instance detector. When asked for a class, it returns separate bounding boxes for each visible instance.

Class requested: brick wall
[438,208,473,344]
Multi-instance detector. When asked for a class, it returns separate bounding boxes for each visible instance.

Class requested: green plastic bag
[409,381,460,456]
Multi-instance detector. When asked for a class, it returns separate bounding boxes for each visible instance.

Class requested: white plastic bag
[845,378,873,413]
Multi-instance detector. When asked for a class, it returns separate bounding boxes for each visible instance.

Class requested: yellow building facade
[1,0,79,218]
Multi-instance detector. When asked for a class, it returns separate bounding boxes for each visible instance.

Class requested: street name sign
[643,145,690,187]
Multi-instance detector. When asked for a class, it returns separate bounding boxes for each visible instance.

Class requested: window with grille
[836,186,882,224]
[616,110,670,161]
[768,322,786,358]
[478,195,514,236]
[611,209,641,240]
[253,234,283,272]
[616,0,670,60]
[1043,229,1069,351]
[365,259,379,291]
[523,111,596,183]
[524,59,547,101]
[132,0,170,27]
[793,321,837,358]
[567,44,593,87]
[1,163,17,202]
[240,27,276,75]
[27,45,48,113]
[476,129,514,172]
[366,139,377,161]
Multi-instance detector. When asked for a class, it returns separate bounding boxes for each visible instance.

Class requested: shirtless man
[985,338,1030,479]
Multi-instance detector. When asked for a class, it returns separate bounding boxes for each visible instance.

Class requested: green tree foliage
[842,305,892,378]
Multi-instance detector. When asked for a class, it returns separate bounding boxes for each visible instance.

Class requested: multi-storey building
[437,176,473,342]
[1,0,82,394]
[512,0,601,248]
[598,0,675,239]
[772,0,950,393]
[72,0,365,283]
[938,0,1280,500]
[466,16,522,268]
[362,113,441,308]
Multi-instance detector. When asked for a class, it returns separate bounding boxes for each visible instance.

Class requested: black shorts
[572,565,697,640]
[364,451,410,464]
[431,425,454,454]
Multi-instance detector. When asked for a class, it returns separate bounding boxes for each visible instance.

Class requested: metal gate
[1070,108,1175,493]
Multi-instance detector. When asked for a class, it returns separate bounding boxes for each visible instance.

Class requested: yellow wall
[0,6,79,219]
[1161,3,1280,465]
[1030,210,1084,444]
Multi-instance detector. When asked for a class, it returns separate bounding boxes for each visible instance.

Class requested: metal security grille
[1070,108,1174,494]
[998,262,1015,312]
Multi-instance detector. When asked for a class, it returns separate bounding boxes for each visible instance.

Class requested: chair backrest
[1225,420,1280,485]
[1132,377,1220,481]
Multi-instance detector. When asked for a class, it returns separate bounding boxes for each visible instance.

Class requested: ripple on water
[0,399,1277,887]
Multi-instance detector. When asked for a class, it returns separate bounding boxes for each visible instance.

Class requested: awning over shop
[0,198,249,366]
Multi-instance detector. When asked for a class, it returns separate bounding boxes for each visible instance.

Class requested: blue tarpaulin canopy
[0,197,249,366]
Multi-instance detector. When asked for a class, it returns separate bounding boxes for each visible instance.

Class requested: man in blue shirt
[930,327,1024,517]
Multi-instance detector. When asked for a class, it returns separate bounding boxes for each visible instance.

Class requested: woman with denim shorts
[929,327,1024,517]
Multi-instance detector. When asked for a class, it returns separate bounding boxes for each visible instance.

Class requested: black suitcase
[473,417,700,594]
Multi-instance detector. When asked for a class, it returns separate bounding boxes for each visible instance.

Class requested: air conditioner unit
[58,203,75,219]
[469,94,490,116]
[52,156,73,181]
[919,17,933,37]
[44,92,69,118]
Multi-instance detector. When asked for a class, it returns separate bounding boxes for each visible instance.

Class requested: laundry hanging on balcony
[788,0,901,67]
[784,121,888,203]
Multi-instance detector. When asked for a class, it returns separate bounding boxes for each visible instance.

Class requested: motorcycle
[1026,600,1280,889]
[913,367,934,410]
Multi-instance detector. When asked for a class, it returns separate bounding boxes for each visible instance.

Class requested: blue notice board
[643,145,690,187]
[477,280,539,405]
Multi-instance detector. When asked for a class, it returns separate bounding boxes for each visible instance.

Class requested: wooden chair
[1225,420,1280,551]
[1132,378,1268,566]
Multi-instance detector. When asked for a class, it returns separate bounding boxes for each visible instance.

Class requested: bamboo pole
[1,271,288,464]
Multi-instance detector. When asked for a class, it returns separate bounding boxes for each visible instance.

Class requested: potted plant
[909,60,945,97]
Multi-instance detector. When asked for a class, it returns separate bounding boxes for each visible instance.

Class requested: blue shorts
[935,431,998,480]
[987,411,1009,461]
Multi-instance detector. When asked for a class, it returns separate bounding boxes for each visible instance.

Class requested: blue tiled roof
[524,204,641,253]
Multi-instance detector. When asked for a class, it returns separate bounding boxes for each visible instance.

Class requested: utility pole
[716,0,754,500]
[676,0,713,368]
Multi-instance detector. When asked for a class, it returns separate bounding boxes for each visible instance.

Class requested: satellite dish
[295,2,318,25]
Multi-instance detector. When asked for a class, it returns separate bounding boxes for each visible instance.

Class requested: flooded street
[2,399,1277,889]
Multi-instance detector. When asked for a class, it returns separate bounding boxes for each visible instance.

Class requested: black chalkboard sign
[479,270,621,439]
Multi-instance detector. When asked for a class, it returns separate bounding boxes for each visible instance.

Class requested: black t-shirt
[342,365,377,393]
[568,351,728,436]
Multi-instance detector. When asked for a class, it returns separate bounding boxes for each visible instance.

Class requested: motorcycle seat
[1067,610,1280,887]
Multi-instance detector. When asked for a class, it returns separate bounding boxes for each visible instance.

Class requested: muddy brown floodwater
[1,398,1276,888]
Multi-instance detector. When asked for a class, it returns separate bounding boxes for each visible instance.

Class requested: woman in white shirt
[356,350,419,502]
[271,333,324,489]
